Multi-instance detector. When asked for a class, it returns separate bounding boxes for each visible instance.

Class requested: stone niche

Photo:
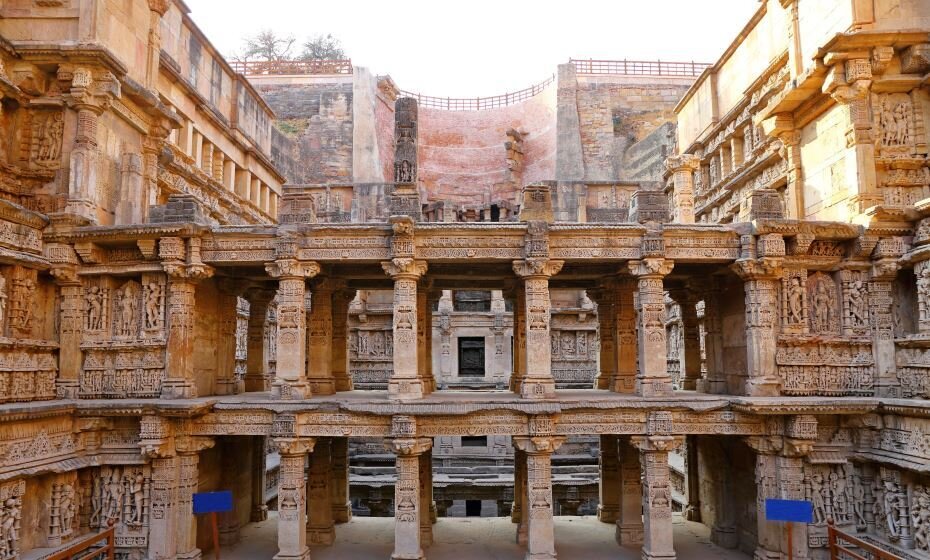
[0,265,57,404]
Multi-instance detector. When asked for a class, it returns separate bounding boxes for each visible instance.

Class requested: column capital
[265,258,320,280]
[512,258,563,278]
[628,258,674,278]
[147,0,170,15]
[175,435,215,455]
[512,435,565,454]
[274,437,316,456]
[49,265,80,286]
[389,437,433,456]
[382,257,427,280]
[665,154,700,174]
[630,435,684,453]
[730,257,782,280]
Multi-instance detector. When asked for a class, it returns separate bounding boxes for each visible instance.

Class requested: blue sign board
[193,491,233,514]
[765,499,813,523]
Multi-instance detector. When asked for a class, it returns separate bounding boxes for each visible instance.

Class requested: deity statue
[0,276,7,329]
[59,484,75,535]
[86,286,104,331]
[786,277,804,324]
[848,280,867,328]
[912,486,930,551]
[144,282,163,330]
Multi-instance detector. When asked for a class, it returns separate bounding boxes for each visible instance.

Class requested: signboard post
[764,499,813,560]
[193,491,234,560]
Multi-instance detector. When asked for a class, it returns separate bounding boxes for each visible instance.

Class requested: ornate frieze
[88,465,151,550]
[776,341,874,396]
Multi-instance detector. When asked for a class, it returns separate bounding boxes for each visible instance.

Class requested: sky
[185,0,761,97]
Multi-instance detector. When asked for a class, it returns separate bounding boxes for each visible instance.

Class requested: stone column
[617,437,644,545]
[666,155,699,224]
[612,278,637,394]
[50,264,82,398]
[331,437,352,523]
[332,289,354,392]
[513,435,565,560]
[870,254,899,397]
[676,289,702,391]
[381,258,428,400]
[592,284,617,390]
[510,284,527,393]
[176,437,215,560]
[245,290,274,392]
[597,434,620,523]
[697,280,725,394]
[65,70,112,222]
[512,259,564,399]
[307,437,335,545]
[732,252,782,396]
[629,258,675,397]
[416,285,435,394]
[389,437,433,560]
[307,279,335,395]
[161,237,214,399]
[683,435,700,522]
[275,438,315,560]
[419,446,434,546]
[251,436,269,522]
[145,0,169,89]
[513,448,528,545]
[215,284,243,395]
[631,435,683,560]
[265,259,320,399]
[149,454,180,560]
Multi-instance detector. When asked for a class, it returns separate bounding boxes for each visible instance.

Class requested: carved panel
[88,465,150,550]
[776,342,874,396]
[79,348,166,398]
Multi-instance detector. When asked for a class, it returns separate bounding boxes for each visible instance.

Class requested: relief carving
[808,272,839,335]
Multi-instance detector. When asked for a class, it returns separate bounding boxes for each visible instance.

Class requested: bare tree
[234,29,296,61]
[300,34,346,60]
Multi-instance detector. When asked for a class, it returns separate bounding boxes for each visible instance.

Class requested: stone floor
[203,513,752,559]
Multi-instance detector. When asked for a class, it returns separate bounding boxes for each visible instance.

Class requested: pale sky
[185,0,761,97]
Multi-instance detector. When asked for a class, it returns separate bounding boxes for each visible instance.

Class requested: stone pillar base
[271,380,312,399]
[251,505,268,523]
[525,554,557,560]
[274,550,311,560]
[616,524,644,545]
[65,198,97,223]
[753,548,781,560]
[391,552,425,560]
[333,503,352,523]
[307,378,336,396]
[517,521,528,546]
[388,378,424,400]
[177,549,203,560]
[635,376,673,397]
[334,377,354,392]
[642,552,676,560]
[161,379,197,399]
[712,526,739,549]
[696,379,726,394]
[681,379,698,391]
[215,378,242,396]
[597,505,619,524]
[745,377,780,397]
[420,527,433,547]
[244,374,270,393]
[308,527,335,546]
[520,378,555,399]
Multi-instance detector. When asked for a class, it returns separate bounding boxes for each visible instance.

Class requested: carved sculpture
[879,94,912,148]
[115,281,140,337]
[0,482,24,560]
[86,285,106,331]
[808,273,838,334]
[89,466,149,532]
[143,281,164,331]
[913,485,930,551]
[786,276,804,325]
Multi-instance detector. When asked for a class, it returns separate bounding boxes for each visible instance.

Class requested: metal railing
[398,74,555,111]
[42,527,116,560]
[230,59,353,76]
[828,521,904,560]
[570,58,710,77]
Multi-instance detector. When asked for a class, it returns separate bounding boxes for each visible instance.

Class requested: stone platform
[203,514,752,560]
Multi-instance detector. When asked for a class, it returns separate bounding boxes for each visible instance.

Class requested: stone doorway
[458,337,486,376]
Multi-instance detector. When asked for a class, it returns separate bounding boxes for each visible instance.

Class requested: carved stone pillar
[683,435,701,522]
[332,289,353,392]
[275,438,314,560]
[381,258,428,400]
[510,284,527,393]
[416,285,436,394]
[666,155,699,224]
[66,73,110,222]
[161,237,214,399]
[870,256,899,397]
[697,280,725,394]
[676,290,702,391]
[612,278,637,394]
[307,437,334,545]
[732,252,782,397]
[50,265,82,398]
[149,453,181,560]
[245,290,274,392]
[629,258,675,397]
[145,0,169,90]
[418,446,434,546]
[215,284,243,396]
[513,434,565,560]
[331,437,352,523]
[513,448,528,545]
[265,259,320,399]
[631,435,684,560]
[598,434,620,523]
[251,436,269,522]
[389,436,433,560]
[591,284,617,391]
[617,437,644,545]
[512,258,564,399]
[177,437,215,560]
[307,279,335,396]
